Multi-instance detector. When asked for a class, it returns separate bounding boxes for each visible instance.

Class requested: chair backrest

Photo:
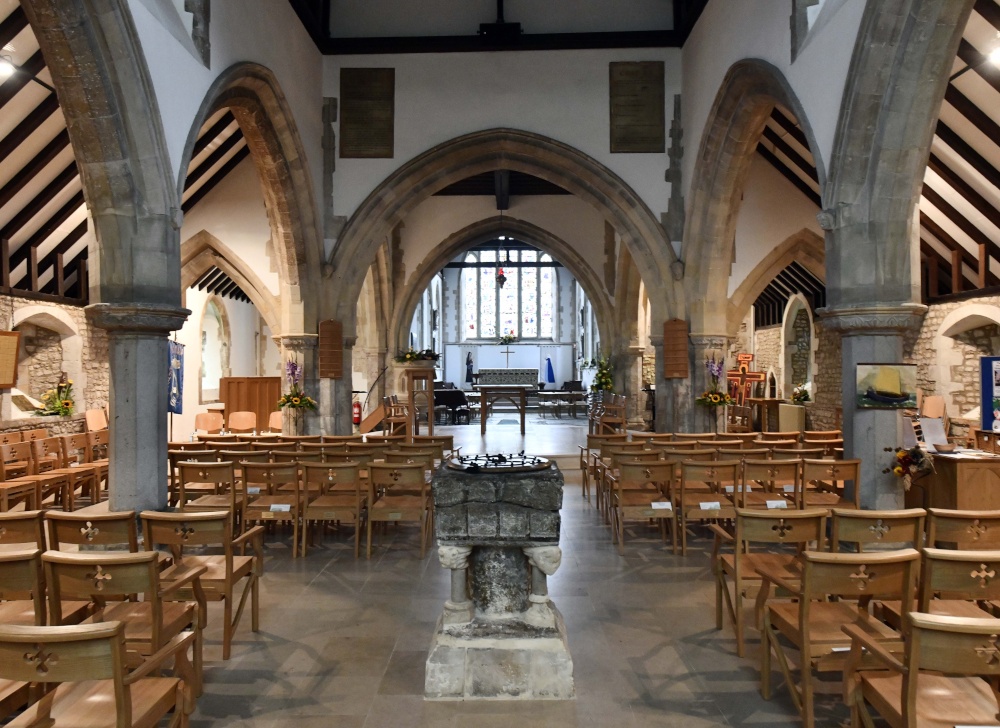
[220,450,268,466]
[384,449,435,470]
[395,441,445,463]
[45,510,139,551]
[656,440,703,451]
[703,439,742,449]
[0,431,22,446]
[719,448,770,460]
[771,448,825,460]
[369,462,427,494]
[60,433,91,466]
[635,433,675,445]
[830,508,926,551]
[302,461,363,498]
[919,548,1000,608]
[760,431,801,442]
[672,432,715,441]
[803,430,841,440]
[178,460,236,489]
[586,433,628,450]
[616,460,676,498]
[802,438,843,456]
[663,447,715,462]
[743,459,800,500]
[141,510,233,558]
[168,449,217,464]
[84,408,109,432]
[899,612,1000,691]
[926,508,1000,549]
[194,411,224,434]
[681,460,740,490]
[323,435,365,445]
[87,429,109,460]
[803,458,860,484]
[250,441,289,452]
[44,551,160,627]
[32,436,66,467]
[279,435,323,445]
[735,507,826,550]
[764,439,800,451]
[800,548,920,603]
[22,428,48,442]
[921,395,946,419]
[272,450,322,464]
[0,549,44,625]
[0,511,45,549]
[228,411,257,433]
[0,441,32,478]
[242,462,299,498]
[267,410,283,432]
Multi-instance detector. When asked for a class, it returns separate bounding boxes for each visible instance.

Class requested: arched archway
[684,60,825,335]
[780,294,817,399]
[179,63,322,332]
[388,217,614,358]
[331,129,680,337]
[11,307,87,410]
[931,303,1000,418]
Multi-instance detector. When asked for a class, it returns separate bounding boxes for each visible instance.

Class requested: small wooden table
[906,451,1000,510]
[477,385,530,435]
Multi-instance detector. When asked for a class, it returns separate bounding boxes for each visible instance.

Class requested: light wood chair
[60,433,105,503]
[84,407,109,432]
[672,432,716,441]
[177,461,245,535]
[142,510,263,661]
[736,459,800,509]
[802,430,841,440]
[713,507,827,657]
[227,411,257,434]
[45,510,139,552]
[678,460,740,556]
[801,458,862,510]
[301,461,367,558]
[44,550,206,694]
[241,462,302,557]
[85,428,110,487]
[194,411,224,434]
[0,442,41,512]
[760,548,920,728]
[367,462,431,559]
[578,433,628,502]
[925,507,1000,549]
[829,508,925,552]
[267,410,283,432]
[760,431,802,442]
[843,611,1000,728]
[611,460,677,554]
[0,620,197,728]
[0,431,22,447]
[31,436,98,510]
[599,447,660,523]
[167,449,217,507]
[802,438,843,457]
[0,549,46,626]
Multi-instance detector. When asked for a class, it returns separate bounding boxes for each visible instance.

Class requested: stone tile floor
[190,463,849,727]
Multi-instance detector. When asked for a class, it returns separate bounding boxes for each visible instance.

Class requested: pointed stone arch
[180,230,280,332]
[179,63,322,331]
[388,217,614,357]
[330,129,680,338]
[683,60,825,336]
[727,228,825,336]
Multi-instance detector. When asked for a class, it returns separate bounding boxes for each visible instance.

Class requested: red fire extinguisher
[352,401,362,425]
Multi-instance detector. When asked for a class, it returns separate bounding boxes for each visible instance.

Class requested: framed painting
[856,363,917,409]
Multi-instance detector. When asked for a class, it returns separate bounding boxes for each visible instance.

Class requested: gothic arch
[23,0,179,304]
[726,228,825,336]
[330,129,681,337]
[179,63,322,331]
[11,306,87,409]
[180,230,280,332]
[388,217,615,357]
[683,59,825,335]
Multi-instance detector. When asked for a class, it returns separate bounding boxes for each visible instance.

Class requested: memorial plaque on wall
[662,319,689,379]
[318,320,344,379]
[340,68,395,158]
[0,331,19,388]
[609,62,665,153]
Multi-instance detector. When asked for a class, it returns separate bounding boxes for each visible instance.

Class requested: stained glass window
[479,250,497,338]
[540,254,554,338]
[463,252,478,338]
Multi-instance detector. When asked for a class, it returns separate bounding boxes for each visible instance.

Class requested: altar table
[477,385,530,435]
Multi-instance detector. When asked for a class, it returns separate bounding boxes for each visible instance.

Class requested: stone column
[275,334,318,435]
[820,305,925,509]
[689,334,730,433]
[622,345,646,430]
[438,545,474,624]
[86,302,189,513]
[523,545,562,629]
[318,338,354,436]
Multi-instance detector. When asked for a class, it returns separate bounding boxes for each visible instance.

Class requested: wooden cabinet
[219,377,281,432]
[906,454,1000,510]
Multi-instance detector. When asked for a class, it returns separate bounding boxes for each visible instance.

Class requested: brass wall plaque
[609,62,665,153]
[340,68,395,158]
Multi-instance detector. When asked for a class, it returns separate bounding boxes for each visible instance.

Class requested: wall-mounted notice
[982,357,1000,432]
[340,68,395,159]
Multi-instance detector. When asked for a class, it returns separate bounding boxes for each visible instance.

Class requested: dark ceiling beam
[935,121,1000,192]
[918,210,997,285]
[761,126,818,182]
[922,182,1000,262]
[9,191,85,270]
[0,7,28,49]
[35,220,87,288]
[927,152,1000,231]
[182,145,251,213]
[0,50,46,110]
[183,129,244,190]
[197,268,227,291]
[0,162,77,241]
[944,86,1000,146]
[783,264,823,292]
[755,144,821,206]
[0,129,70,209]
[494,170,509,211]
[957,39,1000,95]
[217,279,242,299]
[768,108,810,150]
[975,0,1000,31]
[191,111,237,159]
[0,95,60,165]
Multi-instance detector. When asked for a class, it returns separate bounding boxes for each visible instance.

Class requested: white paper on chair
[783,485,795,493]
[651,501,672,510]
[920,417,948,447]
[766,500,788,509]
[269,504,291,512]
[699,501,721,510]
[247,487,261,495]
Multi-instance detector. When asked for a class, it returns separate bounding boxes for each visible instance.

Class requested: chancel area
[1,0,1000,725]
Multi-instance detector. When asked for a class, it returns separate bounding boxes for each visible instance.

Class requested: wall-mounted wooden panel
[220,377,280,430]
[662,319,689,379]
[318,319,343,379]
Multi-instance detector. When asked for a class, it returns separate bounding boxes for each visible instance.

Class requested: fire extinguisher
[352,400,362,425]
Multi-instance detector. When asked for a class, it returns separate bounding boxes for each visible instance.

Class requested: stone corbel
[86,303,190,334]
[274,333,319,352]
[817,303,927,336]
[438,545,474,624]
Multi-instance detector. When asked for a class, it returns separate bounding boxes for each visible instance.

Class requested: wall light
[0,55,15,79]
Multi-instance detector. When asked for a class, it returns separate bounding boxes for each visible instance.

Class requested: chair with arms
[678,460,740,556]
[31,436,98,510]
[61,433,106,503]
[176,461,245,536]
[141,510,263,661]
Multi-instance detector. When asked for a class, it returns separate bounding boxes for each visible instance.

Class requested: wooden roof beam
[9,191,85,271]
[755,144,821,206]
[0,162,77,241]
[0,95,60,165]
[182,145,251,213]
[935,121,1000,192]
[183,128,244,191]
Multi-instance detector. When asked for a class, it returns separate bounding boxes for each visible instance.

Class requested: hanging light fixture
[496,210,507,288]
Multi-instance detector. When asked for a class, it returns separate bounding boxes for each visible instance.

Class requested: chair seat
[720,552,798,581]
[87,601,194,645]
[0,601,39,625]
[305,494,362,513]
[161,555,252,599]
[7,676,181,728]
[185,494,245,509]
[371,496,426,518]
[769,601,898,654]
[861,672,1000,728]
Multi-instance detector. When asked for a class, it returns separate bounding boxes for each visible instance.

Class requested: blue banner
[168,341,184,415]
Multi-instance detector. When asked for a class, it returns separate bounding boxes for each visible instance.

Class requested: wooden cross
[973,564,997,588]
[87,565,113,591]
[174,523,195,541]
[868,520,891,540]
[849,565,874,591]
[501,346,515,367]
[23,645,58,675]
[976,637,1000,665]
[969,520,989,541]
[772,520,793,538]
[79,521,100,541]
[727,354,766,406]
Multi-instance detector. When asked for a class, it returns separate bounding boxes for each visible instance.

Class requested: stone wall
[808,319,841,431]
[17,325,63,400]
[754,326,781,391]
[790,307,810,388]
[0,413,86,436]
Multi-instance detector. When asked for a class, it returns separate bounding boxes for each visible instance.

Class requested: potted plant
[695,357,734,409]
[394,348,440,367]
[276,361,316,434]
[36,373,74,417]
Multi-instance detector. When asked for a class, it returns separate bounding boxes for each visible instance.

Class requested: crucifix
[727,353,766,406]
[501,346,515,368]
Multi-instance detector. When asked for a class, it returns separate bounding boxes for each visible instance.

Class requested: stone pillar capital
[817,303,927,335]
[273,333,319,351]
[688,334,730,351]
[86,302,190,334]
[523,545,562,576]
[438,544,473,570]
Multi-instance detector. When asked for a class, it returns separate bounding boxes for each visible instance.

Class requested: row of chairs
[714,506,1000,728]
[0,431,108,512]
[587,391,627,435]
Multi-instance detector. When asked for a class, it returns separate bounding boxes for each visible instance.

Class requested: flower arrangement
[695,357,734,408]
[882,445,934,491]
[36,373,74,416]
[276,360,317,410]
[590,354,614,392]
[792,385,811,403]
[393,348,440,363]
[580,358,597,370]
[498,331,518,345]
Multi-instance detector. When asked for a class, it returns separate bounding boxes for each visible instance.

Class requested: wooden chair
[701,439,742,450]
[301,461,367,558]
[596,394,627,434]
[45,510,139,552]
[0,549,46,626]
[84,407,109,432]
[713,507,827,657]
[578,433,628,502]
[382,396,408,436]
[367,462,430,559]
[801,458,862,510]
[925,507,1000,549]
[167,449,216,506]
[44,550,206,693]
[611,460,677,554]
[802,438,843,457]
[0,510,45,550]
[760,548,920,728]
[85,428,110,487]
[227,411,257,434]
[31,436,98,510]
[194,411,224,434]
[595,443,651,519]
[278,435,322,446]
[843,611,1000,728]
[0,620,197,728]
[300,442,348,460]
[241,462,301,557]
[0,442,41,512]
[176,461,245,535]
[142,510,263,661]
[727,404,753,433]
[829,508,925,552]
[267,410,283,433]
[324,434,366,445]
[678,460,740,556]
[760,431,802,442]
[737,459,801,509]
[803,430,841,440]
[60,433,105,503]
